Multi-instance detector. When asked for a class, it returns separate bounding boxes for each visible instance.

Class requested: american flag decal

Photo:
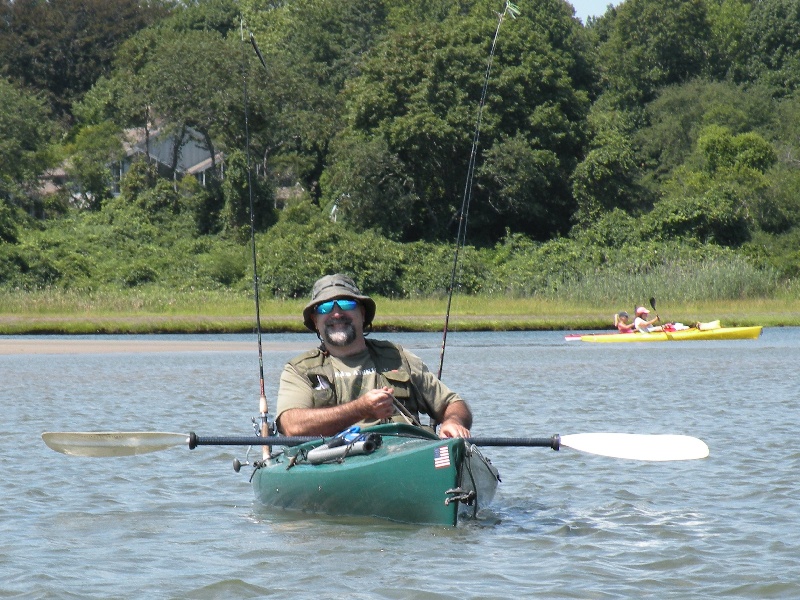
[433,445,451,469]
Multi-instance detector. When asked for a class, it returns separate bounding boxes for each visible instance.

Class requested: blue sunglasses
[314,299,360,314]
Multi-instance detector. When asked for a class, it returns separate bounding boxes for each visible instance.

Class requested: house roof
[123,126,220,174]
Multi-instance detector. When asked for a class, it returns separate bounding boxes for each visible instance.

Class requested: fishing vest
[287,339,431,421]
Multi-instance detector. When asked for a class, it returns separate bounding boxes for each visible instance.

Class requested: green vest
[286,339,433,422]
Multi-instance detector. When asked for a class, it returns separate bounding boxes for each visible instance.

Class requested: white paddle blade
[42,432,188,457]
[560,433,709,461]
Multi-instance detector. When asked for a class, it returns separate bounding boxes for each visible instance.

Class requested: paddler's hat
[303,274,376,331]
[635,306,650,316]
[618,311,629,318]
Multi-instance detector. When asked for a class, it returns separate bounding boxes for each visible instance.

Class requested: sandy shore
[0,338,311,355]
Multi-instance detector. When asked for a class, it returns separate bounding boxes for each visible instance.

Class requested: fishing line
[437,1,520,380]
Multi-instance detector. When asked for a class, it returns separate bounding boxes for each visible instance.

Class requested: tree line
[1,0,799,297]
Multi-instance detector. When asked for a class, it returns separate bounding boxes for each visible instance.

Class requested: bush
[398,242,488,297]
[257,216,405,298]
[0,243,25,284]
[493,236,606,296]
[121,262,159,287]
[642,190,750,246]
[0,201,19,243]
[4,241,63,289]
[745,228,800,279]
[196,242,248,286]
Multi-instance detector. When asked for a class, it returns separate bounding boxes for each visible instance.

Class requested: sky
[568,0,617,23]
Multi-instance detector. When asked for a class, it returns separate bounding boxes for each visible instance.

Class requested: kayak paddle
[42,431,709,461]
[650,296,676,338]
[649,296,661,322]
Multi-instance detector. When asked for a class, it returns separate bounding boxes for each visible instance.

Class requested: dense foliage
[1,0,799,303]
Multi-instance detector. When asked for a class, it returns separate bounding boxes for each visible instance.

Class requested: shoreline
[0,338,311,355]
[0,313,782,336]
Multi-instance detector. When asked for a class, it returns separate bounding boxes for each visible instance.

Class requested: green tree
[0,78,54,209]
[138,30,243,168]
[220,150,275,237]
[65,121,124,209]
[78,21,266,233]
[571,108,640,227]
[477,133,561,239]
[636,80,777,183]
[645,126,778,246]
[319,133,417,239]
[764,92,800,232]
[0,200,18,243]
[257,203,405,298]
[697,125,777,174]
[82,4,262,153]
[242,0,392,194]
[332,0,595,242]
[644,184,751,246]
[0,0,170,119]
[162,0,240,36]
[599,0,712,107]
[735,0,800,94]
[750,164,800,233]
[706,0,751,78]
[382,0,466,27]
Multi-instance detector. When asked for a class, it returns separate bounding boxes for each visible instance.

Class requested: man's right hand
[357,386,396,421]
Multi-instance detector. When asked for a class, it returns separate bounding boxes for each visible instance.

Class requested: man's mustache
[325,316,352,326]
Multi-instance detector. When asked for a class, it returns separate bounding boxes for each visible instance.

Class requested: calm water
[2,328,799,599]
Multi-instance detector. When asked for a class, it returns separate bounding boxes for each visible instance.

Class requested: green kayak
[251,423,500,526]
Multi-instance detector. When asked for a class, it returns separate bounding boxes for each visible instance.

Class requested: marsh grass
[0,288,301,334]
[547,256,785,304]
[0,288,295,316]
[0,279,797,334]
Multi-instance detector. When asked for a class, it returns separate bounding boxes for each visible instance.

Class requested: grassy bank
[0,289,796,334]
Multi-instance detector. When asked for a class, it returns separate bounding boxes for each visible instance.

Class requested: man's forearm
[277,403,366,437]
[277,387,398,436]
[436,400,472,438]
[441,400,472,428]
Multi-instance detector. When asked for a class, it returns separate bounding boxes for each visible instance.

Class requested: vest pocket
[311,377,336,408]
[382,369,420,418]
[382,370,411,400]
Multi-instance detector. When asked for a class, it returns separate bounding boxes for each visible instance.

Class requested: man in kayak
[633,306,663,332]
[275,273,472,439]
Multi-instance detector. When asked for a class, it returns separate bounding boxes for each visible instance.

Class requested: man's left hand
[438,420,471,439]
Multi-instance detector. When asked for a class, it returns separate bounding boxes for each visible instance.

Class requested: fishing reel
[233,411,276,473]
[233,456,247,473]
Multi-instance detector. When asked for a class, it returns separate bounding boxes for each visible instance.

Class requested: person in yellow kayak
[633,306,663,332]
[275,273,472,440]
[614,311,636,333]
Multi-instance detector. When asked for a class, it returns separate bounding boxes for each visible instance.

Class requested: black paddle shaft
[467,435,561,449]
[189,433,318,448]
[188,433,561,450]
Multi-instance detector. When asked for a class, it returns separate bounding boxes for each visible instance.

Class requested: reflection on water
[2,329,798,598]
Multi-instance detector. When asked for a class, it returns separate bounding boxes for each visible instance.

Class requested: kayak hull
[575,326,763,343]
[251,423,500,526]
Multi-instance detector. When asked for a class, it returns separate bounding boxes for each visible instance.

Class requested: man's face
[313,298,365,347]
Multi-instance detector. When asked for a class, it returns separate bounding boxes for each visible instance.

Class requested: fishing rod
[437,1,520,380]
[241,21,270,457]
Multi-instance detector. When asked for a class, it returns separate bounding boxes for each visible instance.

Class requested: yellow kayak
[574,325,763,343]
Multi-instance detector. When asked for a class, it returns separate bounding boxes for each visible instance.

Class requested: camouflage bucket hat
[302,274,376,331]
